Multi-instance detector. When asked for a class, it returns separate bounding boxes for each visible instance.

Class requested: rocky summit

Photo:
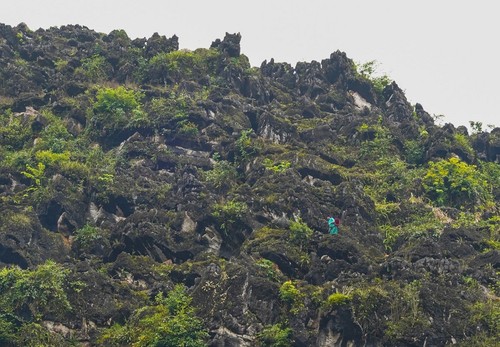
[0,23,499,346]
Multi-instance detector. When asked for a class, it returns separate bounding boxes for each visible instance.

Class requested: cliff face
[0,23,499,346]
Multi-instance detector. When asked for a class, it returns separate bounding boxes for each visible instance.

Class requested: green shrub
[357,121,393,161]
[454,133,474,157]
[279,280,300,303]
[0,314,16,345]
[355,60,392,94]
[36,112,73,153]
[379,210,443,252]
[75,54,111,82]
[212,199,248,233]
[350,283,390,336]
[257,324,292,347]
[177,120,199,136]
[99,284,208,347]
[147,48,218,85]
[21,162,45,188]
[325,292,351,309]
[469,299,500,338]
[0,261,71,321]
[279,280,303,314]
[404,139,425,164]
[289,217,313,247]
[16,322,66,347]
[256,259,280,281]
[93,86,142,114]
[203,153,237,191]
[90,86,145,136]
[74,224,102,250]
[385,281,430,343]
[235,129,256,162]
[422,157,491,209]
[0,111,32,150]
[263,158,291,173]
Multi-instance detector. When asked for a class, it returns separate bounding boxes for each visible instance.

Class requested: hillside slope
[0,23,499,346]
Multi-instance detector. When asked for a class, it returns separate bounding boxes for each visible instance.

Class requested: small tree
[289,217,313,248]
[99,284,208,347]
[422,157,491,209]
[90,86,146,137]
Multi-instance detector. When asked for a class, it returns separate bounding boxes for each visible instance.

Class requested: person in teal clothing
[327,216,340,235]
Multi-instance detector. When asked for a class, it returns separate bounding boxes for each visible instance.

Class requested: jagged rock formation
[0,23,498,346]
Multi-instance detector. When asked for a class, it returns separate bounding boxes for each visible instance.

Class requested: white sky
[2,0,498,129]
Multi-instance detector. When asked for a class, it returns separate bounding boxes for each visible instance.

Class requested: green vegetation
[203,153,238,191]
[0,25,499,346]
[212,199,248,233]
[74,224,102,250]
[257,324,292,347]
[263,158,291,173]
[235,129,256,162]
[355,60,392,94]
[99,284,208,346]
[357,120,393,160]
[384,281,430,343]
[279,280,304,314]
[146,48,219,85]
[256,258,280,281]
[423,157,491,209]
[325,292,351,309]
[0,261,74,345]
[74,54,110,82]
[289,216,313,247]
[0,110,32,150]
[89,85,146,137]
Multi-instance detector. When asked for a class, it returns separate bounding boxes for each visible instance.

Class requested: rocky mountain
[0,23,499,346]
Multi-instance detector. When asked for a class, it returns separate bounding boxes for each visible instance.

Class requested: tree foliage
[99,284,208,347]
[423,157,491,209]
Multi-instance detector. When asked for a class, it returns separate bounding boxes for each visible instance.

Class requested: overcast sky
[2,0,498,129]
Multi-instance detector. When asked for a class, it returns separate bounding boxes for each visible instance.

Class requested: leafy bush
[279,280,301,303]
[289,217,313,247]
[21,162,45,188]
[212,199,248,232]
[279,280,303,314]
[0,110,32,150]
[423,157,491,209]
[75,54,111,82]
[355,60,392,94]
[256,259,280,281]
[404,139,425,165]
[203,153,237,191]
[454,133,474,157]
[35,112,73,153]
[325,292,351,309]
[235,129,256,162]
[379,208,443,252]
[99,284,208,347]
[74,224,102,250]
[147,48,219,85]
[385,281,430,343]
[90,86,145,137]
[93,86,142,114]
[177,120,199,136]
[263,158,291,173]
[257,324,292,347]
[357,121,393,161]
[0,261,71,323]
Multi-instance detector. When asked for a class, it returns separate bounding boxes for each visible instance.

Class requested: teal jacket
[328,217,338,235]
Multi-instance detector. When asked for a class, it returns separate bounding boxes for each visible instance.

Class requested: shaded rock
[211,32,241,58]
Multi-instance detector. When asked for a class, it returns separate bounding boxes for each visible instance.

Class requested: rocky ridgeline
[0,23,499,346]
